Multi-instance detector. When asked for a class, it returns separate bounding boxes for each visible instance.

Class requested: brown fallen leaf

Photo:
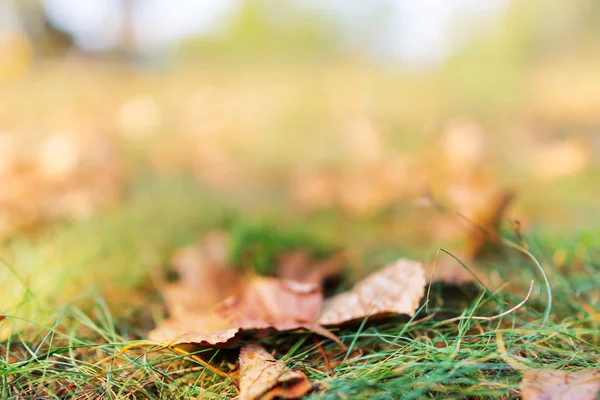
[277,251,345,286]
[225,276,342,344]
[151,237,422,346]
[160,232,243,318]
[226,277,324,326]
[238,344,313,400]
[148,312,240,346]
[0,130,122,239]
[520,369,600,400]
[466,190,514,260]
[318,259,426,325]
[150,274,339,346]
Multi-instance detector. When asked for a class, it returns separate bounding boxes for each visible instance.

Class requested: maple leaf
[318,259,426,325]
[238,344,312,400]
[520,369,600,400]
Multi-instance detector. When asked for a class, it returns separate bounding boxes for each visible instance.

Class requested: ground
[1,61,599,399]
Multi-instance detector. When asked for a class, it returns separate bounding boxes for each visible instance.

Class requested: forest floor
[1,62,599,399]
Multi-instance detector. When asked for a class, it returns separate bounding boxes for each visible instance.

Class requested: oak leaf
[318,259,426,325]
[520,369,600,400]
[238,344,312,400]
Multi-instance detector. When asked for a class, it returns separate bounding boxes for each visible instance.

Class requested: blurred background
[1,0,599,313]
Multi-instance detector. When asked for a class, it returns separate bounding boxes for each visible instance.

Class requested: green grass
[1,176,599,399]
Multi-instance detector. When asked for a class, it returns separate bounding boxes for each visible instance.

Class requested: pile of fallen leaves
[151,231,427,345]
[147,231,456,399]
[0,131,122,238]
[146,228,600,400]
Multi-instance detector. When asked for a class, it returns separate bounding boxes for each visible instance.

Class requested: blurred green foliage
[179,0,344,63]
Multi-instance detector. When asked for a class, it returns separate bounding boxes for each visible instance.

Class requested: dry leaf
[238,344,312,400]
[520,369,600,400]
[150,251,339,345]
[277,251,345,286]
[318,259,426,325]
[150,320,240,346]
[149,232,242,345]
[160,232,242,318]
[0,130,122,238]
[225,276,342,345]
[466,190,514,260]
[227,277,324,326]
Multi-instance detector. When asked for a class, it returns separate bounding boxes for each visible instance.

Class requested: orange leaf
[150,249,339,345]
[238,344,312,400]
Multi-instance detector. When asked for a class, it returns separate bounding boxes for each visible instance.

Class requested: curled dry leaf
[224,276,341,344]
[238,344,312,400]
[151,234,424,347]
[520,369,600,400]
[318,259,426,325]
[226,277,324,327]
[151,275,339,345]
[150,235,339,345]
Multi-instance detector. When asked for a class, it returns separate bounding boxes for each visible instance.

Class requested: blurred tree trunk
[10,0,74,58]
[116,0,136,57]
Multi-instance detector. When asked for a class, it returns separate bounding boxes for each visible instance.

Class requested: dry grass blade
[444,280,535,323]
